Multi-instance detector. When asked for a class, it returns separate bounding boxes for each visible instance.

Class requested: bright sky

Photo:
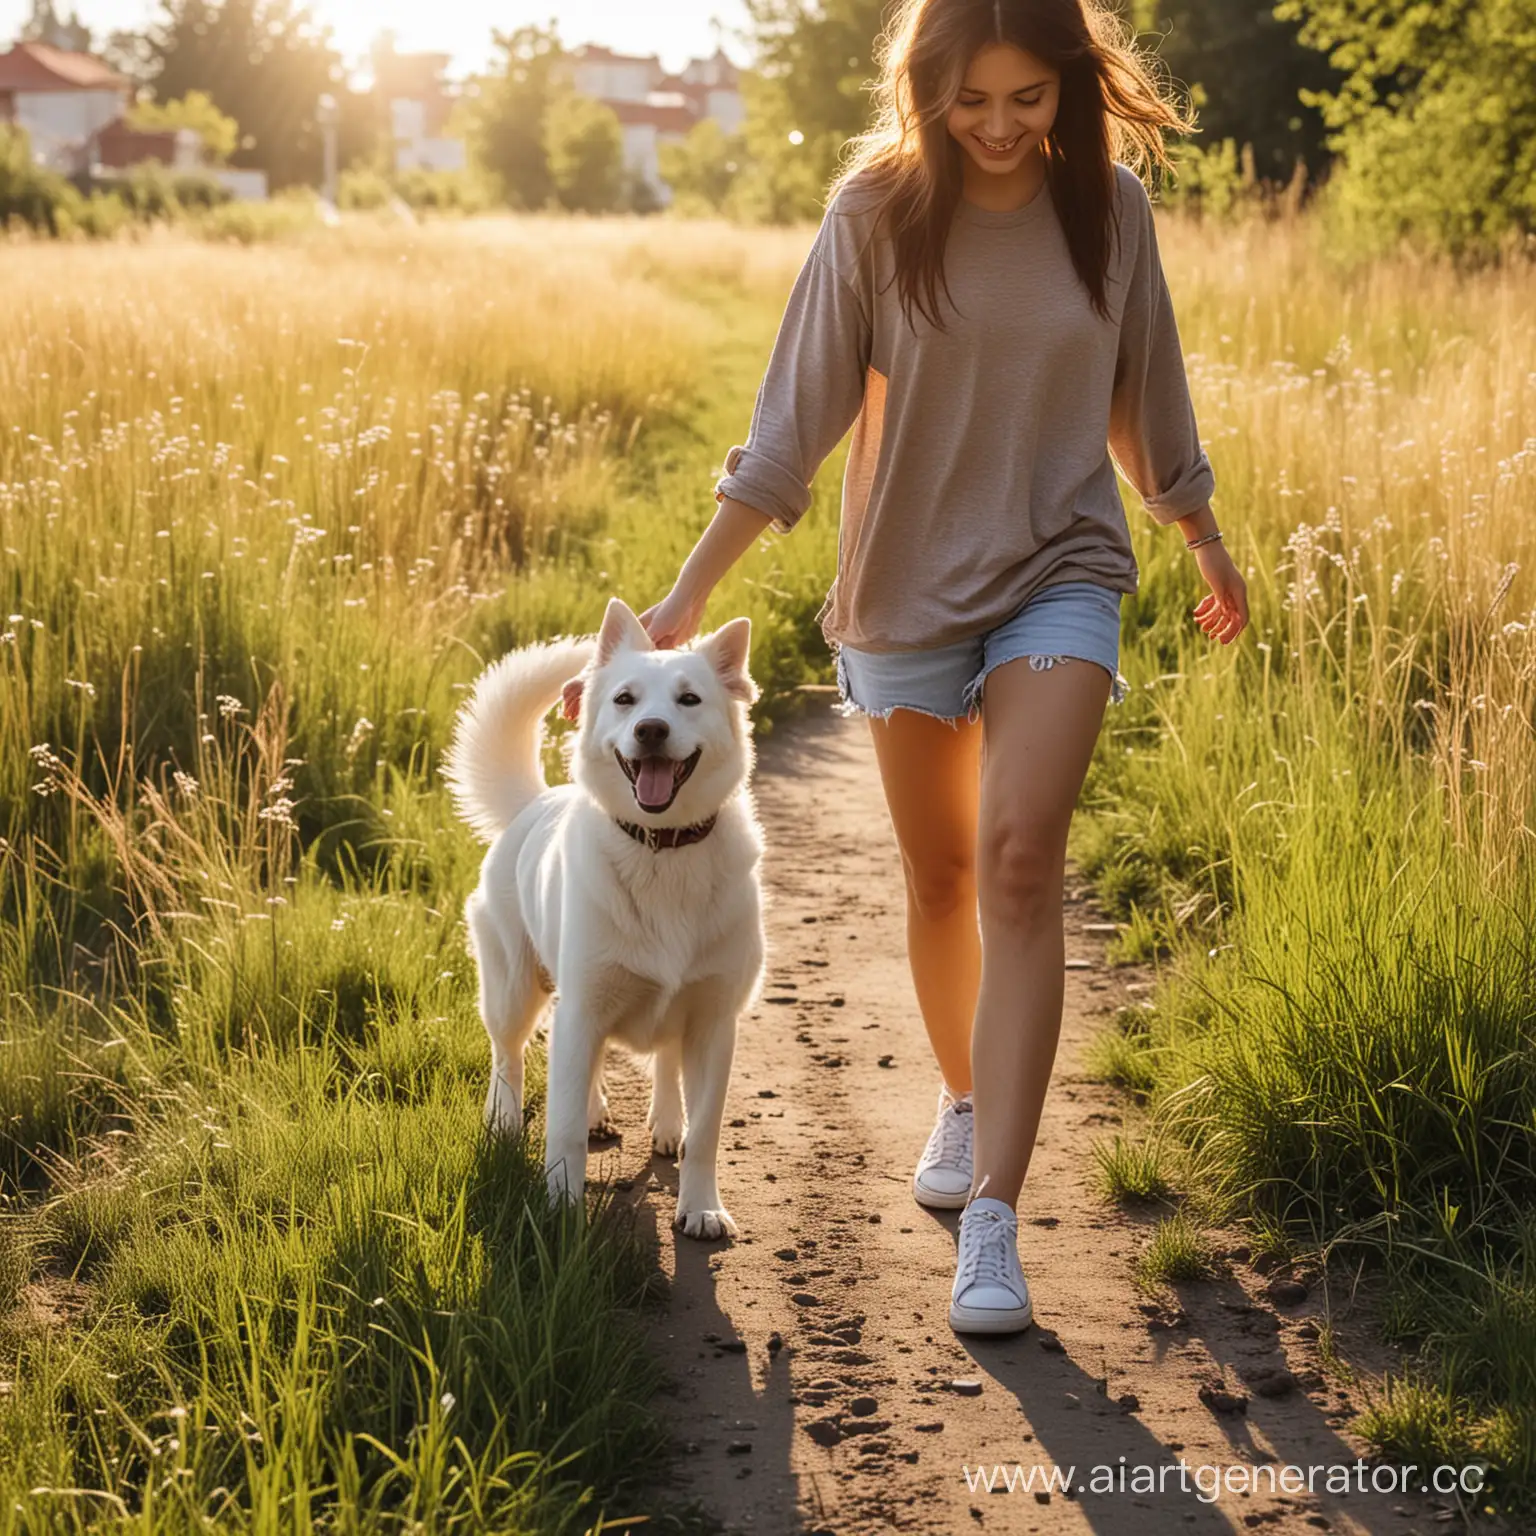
[0,1,755,78]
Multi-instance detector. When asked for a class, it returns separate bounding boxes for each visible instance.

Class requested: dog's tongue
[636,757,674,809]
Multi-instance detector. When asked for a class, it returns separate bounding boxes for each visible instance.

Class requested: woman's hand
[638,582,710,650]
[1192,542,1248,645]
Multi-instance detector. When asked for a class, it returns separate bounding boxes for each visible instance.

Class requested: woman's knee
[900,848,976,922]
[977,819,1062,926]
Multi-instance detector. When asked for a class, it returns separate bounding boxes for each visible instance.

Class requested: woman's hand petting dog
[637,583,709,649]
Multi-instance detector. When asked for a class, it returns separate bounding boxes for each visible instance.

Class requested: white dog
[443,597,766,1239]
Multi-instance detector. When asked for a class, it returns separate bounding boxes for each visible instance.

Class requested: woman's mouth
[973,131,1024,158]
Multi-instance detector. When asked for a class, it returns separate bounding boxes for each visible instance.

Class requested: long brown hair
[828,0,1195,328]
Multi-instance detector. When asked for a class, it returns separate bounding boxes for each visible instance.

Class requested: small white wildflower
[344,717,375,761]
[258,799,297,830]
[216,694,245,720]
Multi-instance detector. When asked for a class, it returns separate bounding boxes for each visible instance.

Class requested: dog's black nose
[633,718,671,752]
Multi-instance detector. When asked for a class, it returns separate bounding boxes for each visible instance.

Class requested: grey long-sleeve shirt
[713,162,1216,652]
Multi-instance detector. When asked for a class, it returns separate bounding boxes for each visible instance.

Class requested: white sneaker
[949,1195,1034,1334]
[912,1082,974,1209]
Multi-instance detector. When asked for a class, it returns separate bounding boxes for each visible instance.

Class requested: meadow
[0,205,1532,1525]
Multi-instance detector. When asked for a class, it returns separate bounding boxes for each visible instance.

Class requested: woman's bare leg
[969,658,1111,1209]
[865,710,983,1096]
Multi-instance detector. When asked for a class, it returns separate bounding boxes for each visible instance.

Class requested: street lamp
[317,91,339,219]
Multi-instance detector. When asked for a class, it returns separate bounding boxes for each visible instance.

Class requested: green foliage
[1146,0,1340,180]
[1161,136,1310,224]
[728,0,887,222]
[1,124,240,239]
[658,117,745,215]
[0,123,72,233]
[107,159,233,217]
[1278,0,1536,256]
[338,165,498,216]
[395,165,496,213]
[338,163,392,211]
[127,86,239,163]
[542,88,624,214]
[136,0,346,190]
[463,24,564,211]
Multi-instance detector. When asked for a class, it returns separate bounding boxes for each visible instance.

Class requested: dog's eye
[613,691,635,707]
[678,692,702,707]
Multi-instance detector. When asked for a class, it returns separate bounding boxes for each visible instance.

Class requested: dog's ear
[698,616,756,704]
[595,597,654,667]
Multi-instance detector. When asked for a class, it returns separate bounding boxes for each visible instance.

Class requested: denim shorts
[833,580,1130,727]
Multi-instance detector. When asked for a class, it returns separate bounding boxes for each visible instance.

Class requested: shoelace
[921,1092,973,1174]
[955,1207,1022,1298]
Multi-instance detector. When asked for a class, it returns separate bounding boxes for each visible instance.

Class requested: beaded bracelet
[1185,529,1224,551]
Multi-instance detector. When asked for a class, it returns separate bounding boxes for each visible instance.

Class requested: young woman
[570,0,1247,1335]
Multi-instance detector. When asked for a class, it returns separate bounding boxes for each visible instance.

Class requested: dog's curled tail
[442,635,596,841]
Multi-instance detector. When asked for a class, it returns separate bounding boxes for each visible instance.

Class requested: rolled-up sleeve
[1107,177,1215,527]
[714,239,872,535]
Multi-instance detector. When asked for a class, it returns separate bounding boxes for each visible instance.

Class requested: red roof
[607,99,699,134]
[0,42,128,93]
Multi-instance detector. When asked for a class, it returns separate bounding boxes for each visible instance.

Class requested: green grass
[1089,1133,1175,1203]
[1133,1210,1225,1291]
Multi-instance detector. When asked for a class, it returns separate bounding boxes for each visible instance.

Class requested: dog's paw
[587,1113,620,1143]
[648,1114,684,1158]
[674,1203,737,1241]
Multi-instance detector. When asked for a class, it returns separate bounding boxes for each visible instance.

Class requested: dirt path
[595,703,1474,1536]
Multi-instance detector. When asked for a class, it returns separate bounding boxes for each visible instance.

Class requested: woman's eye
[614,691,635,706]
[678,692,702,707]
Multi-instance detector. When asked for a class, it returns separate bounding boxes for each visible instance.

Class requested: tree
[542,88,623,213]
[130,0,344,190]
[462,24,565,211]
[22,0,91,51]
[128,89,239,163]
[1276,0,1536,254]
[730,0,890,221]
[658,117,744,213]
[1143,0,1341,180]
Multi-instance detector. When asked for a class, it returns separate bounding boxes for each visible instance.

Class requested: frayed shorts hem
[830,580,1131,726]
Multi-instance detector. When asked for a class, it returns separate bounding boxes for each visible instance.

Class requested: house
[561,43,744,207]
[0,36,268,198]
[372,38,466,175]
[0,40,128,175]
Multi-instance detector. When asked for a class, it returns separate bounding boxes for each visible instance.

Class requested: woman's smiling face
[946,42,1061,176]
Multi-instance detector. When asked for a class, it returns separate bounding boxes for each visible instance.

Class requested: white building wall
[388,98,467,174]
[571,60,655,103]
[210,166,268,201]
[704,89,744,134]
[15,87,123,170]
[399,138,466,173]
[620,122,662,203]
